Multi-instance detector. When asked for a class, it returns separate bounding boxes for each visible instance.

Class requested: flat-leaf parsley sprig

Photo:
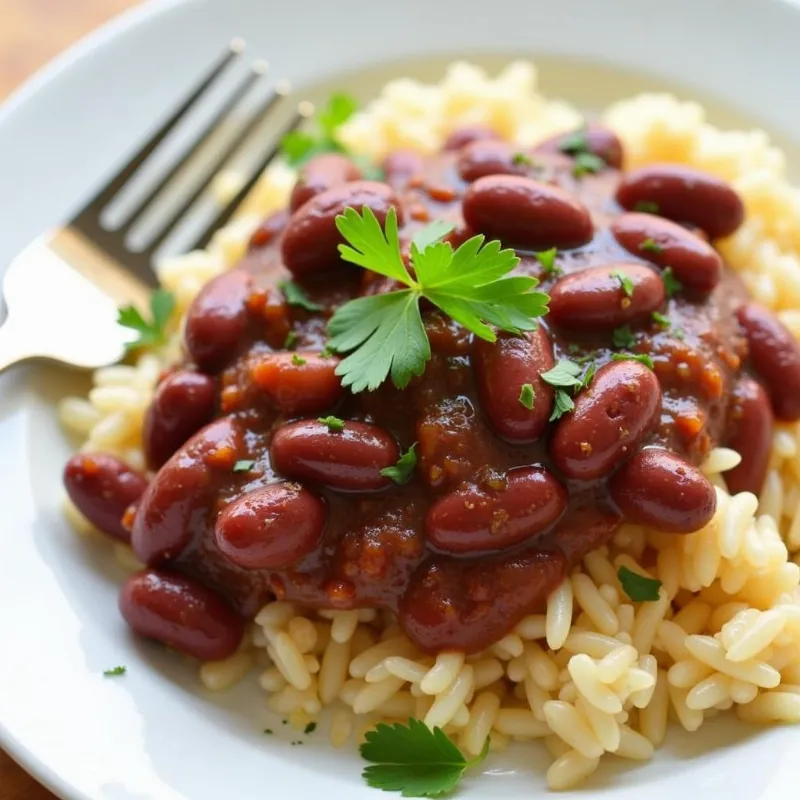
[327,207,550,392]
[361,718,489,797]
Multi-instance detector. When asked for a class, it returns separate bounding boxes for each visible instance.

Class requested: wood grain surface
[0,4,141,800]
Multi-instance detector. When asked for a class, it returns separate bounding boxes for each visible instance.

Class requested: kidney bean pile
[64,123,800,662]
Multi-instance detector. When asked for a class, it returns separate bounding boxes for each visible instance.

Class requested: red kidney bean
[289,154,363,212]
[610,212,723,292]
[737,302,800,420]
[185,269,252,373]
[472,327,554,442]
[550,361,662,479]
[462,175,593,249]
[249,209,290,249]
[271,419,399,491]
[399,548,568,654]
[548,263,666,329]
[551,507,622,564]
[64,453,148,543]
[120,569,244,661]
[143,371,216,469]
[443,125,501,151]
[610,448,717,533]
[426,467,567,554]
[616,164,744,239]
[281,181,403,277]
[724,377,774,495]
[382,150,424,187]
[534,124,624,169]
[132,417,243,564]
[249,352,343,415]
[215,483,326,569]
[457,140,527,183]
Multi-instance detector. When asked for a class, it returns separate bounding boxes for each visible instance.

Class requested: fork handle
[0,317,30,373]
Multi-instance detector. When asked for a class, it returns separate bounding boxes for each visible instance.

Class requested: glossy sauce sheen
[116,138,800,656]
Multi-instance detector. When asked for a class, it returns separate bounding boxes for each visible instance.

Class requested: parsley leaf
[611,270,635,298]
[662,267,683,298]
[519,383,535,410]
[233,460,255,473]
[279,280,323,312]
[291,354,307,366]
[673,327,686,340]
[103,666,126,677]
[117,289,175,352]
[541,359,594,421]
[280,93,358,166]
[380,443,418,485]
[411,220,455,251]
[640,238,664,255]
[512,152,535,166]
[651,311,671,328]
[328,207,549,392]
[634,200,660,214]
[572,151,606,178]
[361,718,489,798]
[611,352,655,369]
[558,127,589,155]
[318,415,345,432]
[612,325,636,349]
[284,330,298,350]
[534,247,562,276]
[304,722,318,735]
[618,566,662,602]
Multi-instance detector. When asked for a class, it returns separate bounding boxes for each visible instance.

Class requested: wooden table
[1,6,141,800]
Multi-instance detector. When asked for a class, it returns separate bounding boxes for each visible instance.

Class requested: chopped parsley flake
[651,311,671,328]
[541,359,595,421]
[572,151,606,178]
[611,352,655,370]
[379,444,417,485]
[612,325,637,349]
[662,267,683,298]
[291,354,307,366]
[558,128,589,155]
[534,247,562,276]
[284,330,298,350]
[611,270,635,298]
[512,152,536,166]
[519,383,535,410]
[634,200,660,214]
[279,280,323,312]
[318,416,346,432]
[618,566,662,602]
[304,722,318,735]
[640,238,664,255]
[103,666,126,677]
[233,460,255,473]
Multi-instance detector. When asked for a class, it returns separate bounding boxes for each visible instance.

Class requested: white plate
[2,1,800,798]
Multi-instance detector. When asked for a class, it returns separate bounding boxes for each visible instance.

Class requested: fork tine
[186,107,308,253]
[139,81,286,255]
[122,61,268,234]
[72,40,244,223]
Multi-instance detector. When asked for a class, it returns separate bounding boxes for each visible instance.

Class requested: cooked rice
[60,60,800,790]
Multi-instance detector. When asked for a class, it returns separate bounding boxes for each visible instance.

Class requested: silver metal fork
[0,40,304,373]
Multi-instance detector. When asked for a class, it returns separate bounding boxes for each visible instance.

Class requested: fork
[0,40,305,373]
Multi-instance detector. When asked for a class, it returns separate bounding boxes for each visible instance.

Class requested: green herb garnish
[611,270,635,298]
[264,729,274,735]
[651,311,671,328]
[572,151,606,178]
[612,325,636,349]
[640,238,664,255]
[558,127,589,155]
[291,354,307,366]
[541,359,595,421]
[304,722,318,735]
[233,460,255,473]
[634,200,660,214]
[611,352,655,370]
[117,290,175,352]
[618,566,662,602]
[534,247,562,276]
[662,267,683,298]
[279,280,323,312]
[673,327,685,340]
[361,718,489,798]
[318,416,346,432]
[284,330,298,350]
[380,444,418,485]
[319,344,335,359]
[327,207,549,392]
[103,666,126,677]
[519,383,535,410]
[512,152,535,166]
[281,93,358,166]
